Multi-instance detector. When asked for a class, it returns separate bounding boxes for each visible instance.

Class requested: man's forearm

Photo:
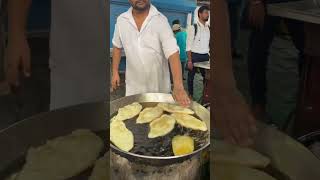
[212,0,237,93]
[187,51,192,62]
[8,0,32,39]
[112,47,122,74]
[169,52,184,89]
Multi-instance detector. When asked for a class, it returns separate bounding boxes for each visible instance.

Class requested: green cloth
[175,31,188,62]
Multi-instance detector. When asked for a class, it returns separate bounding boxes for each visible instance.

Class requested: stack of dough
[212,139,274,180]
[13,129,103,180]
[89,152,108,180]
[212,139,270,168]
[213,164,276,180]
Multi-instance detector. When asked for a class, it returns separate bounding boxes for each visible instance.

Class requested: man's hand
[213,89,257,147]
[111,72,120,91]
[5,34,31,87]
[248,0,265,29]
[172,87,191,107]
[187,60,193,71]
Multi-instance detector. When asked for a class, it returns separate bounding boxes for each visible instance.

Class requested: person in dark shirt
[247,0,304,121]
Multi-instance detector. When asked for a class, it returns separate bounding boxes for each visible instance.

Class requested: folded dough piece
[114,102,142,121]
[171,113,207,131]
[110,120,134,152]
[172,135,194,156]
[157,103,194,115]
[136,106,163,124]
[16,129,103,180]
[213,164,276,180]
[5,173,18,180]
[148,114,176,138]
[89,153,108,180]
[212,139,270,168]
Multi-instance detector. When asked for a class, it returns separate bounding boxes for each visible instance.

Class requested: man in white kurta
[112,0,190,106]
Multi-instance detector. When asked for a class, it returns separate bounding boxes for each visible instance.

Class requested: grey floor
[0,29,300,131]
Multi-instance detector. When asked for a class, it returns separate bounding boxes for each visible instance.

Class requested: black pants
[187,53,209,96]
[247,16,304,106]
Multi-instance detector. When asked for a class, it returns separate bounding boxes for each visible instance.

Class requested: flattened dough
[148,114,176,138]
[171,113,207,131]
[16,129,103,180]
[110,120,134,152]
[114,102,142,121]
[157,103,194,114]
[89,153,108,180]
[172,135,194,156]
[5,173,18,180]
[136,106,163,124]
[213,164,276,180]
[212,139,270,168]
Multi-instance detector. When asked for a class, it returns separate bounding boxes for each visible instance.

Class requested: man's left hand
[173,87,191,107]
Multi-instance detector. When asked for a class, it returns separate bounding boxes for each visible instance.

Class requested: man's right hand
[213,89,257,147]
[111,72,120,91]
[248,0,265,29]
[5,34,31,87]
[187,60,193,71]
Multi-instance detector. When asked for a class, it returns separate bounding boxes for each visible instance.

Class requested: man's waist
[190,49,210,54]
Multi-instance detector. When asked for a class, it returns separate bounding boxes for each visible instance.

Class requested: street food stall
[0,94,320,179]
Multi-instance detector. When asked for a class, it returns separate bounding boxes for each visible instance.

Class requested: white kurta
[49,0,107,110]
[112,5,179,96]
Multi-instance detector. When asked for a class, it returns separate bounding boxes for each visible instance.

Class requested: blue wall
[110,0,197,47]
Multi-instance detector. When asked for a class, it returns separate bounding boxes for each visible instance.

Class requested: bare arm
[169,51,190,106]
[6,0,32,86]
[169,52,184,89]
[212,0,236,92]
[212,0,257,146]
[112,47,122,75]
[111,47,122,90]
[8,0,32,40]
[186,25,193,69]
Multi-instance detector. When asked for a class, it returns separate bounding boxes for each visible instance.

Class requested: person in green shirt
[172,22,188,80]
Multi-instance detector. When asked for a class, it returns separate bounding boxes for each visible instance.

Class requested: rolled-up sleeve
[112,22,123,48]
[186,25,194,52]
[159,17,179,59]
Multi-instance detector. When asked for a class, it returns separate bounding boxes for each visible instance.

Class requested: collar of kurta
[122,4,160,20]
[120,4,160,32]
